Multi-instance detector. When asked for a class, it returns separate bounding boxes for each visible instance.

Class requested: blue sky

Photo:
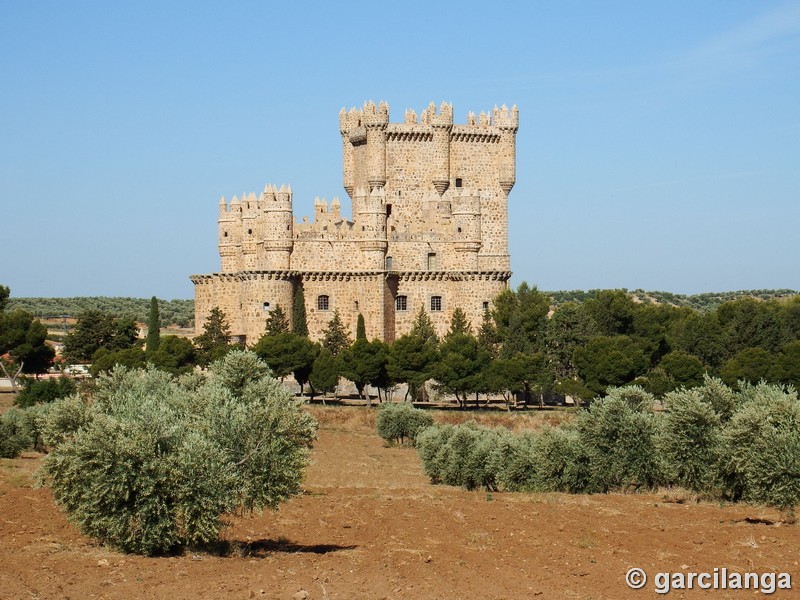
[2,1,798,299]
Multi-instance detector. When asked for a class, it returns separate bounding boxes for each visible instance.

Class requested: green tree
[292,285,308,337]
[446,307,472,338]
[433,332,490,408]
[11,318,55,374]
[410,305,438,345]
[658,350,705,390]
[341,339,387,406]
[150,335,196,375]
[356,313,366,341]
[573,335,649,395]
[90,347,147,375]
[388,332,438,402]
[322,309,352,356]
[546,301,596,379]
[584,289,636,336]
[193,307,232,367]
[252,332,311,381]
[719,347,775,386]
[669,312,726,369]
[309,347,340,401]
[717,298,790,357]
[265,305,290,336]
[63,310,139,363]
[146,296,161,357]
[493,283,550,355]
[291,337,320,396]
[770,340,800,388]
[476,309,501,359]
[0,285,9,312]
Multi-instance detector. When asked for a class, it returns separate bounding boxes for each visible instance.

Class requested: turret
[355,186,388,270]
[219,195,243,272]
[241,192,258,270]
[261,183,294,270]
[362,100,389,191]
[340,107,358,197]
[452,188,482,269]
[493,104,519,195]
[428,102,453,196]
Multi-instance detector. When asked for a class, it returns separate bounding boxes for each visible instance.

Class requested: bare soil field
[1,402,798,599]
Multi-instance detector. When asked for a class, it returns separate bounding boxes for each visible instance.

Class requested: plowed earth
[1,403,798,599]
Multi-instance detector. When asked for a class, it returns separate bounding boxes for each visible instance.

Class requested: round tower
[356,186,388,270]
[494,104,519,195]
[430,101,453,196]
[452,188,481,270]
[363,100,389,191]
[218,196,236,272]
[261,183,294,270]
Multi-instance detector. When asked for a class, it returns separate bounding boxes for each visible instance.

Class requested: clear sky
[2,1,798,300]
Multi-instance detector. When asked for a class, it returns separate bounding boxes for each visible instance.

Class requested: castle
[191,101,517,344]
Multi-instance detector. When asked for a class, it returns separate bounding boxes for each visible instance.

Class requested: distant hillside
[545,289,799,312]
[6,297,194,327]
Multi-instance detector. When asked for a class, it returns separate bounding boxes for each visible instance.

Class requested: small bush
[574,388,664,493]
[39,353,317,555]
[376,403,434,446]
[718,384,800,511]
[416,424,456,484]
[531,426,591,493]
[0,409,35,458]
[486,430,537,492]
[658,388,721,492]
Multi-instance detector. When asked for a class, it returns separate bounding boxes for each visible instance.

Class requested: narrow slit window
[427,252,438,270]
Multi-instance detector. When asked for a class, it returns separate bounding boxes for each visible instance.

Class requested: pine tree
[293,286,308,337]
[477,309,501,359]
[322,309,352,356]
[194,307,231,366]
[356,313,367,340]
[410,305,438,345]
[265,305,290,336]
[446,307,471,340]
[146,296,160,357]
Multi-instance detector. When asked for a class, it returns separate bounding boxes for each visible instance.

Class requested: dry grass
[305,403,575,435]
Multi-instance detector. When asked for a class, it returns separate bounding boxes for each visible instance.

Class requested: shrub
[531,426,591,493]
[575,387,664,493]
[38,353,317,555]
[416,424,456,484]
[15,377,77,408]
[0,409,34,458]
[486,430,537,492]
[717,383,800,511]
[376,403,434,446]
[658,388,721,492]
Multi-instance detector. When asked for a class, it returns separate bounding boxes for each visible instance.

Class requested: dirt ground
[1,401,799,599]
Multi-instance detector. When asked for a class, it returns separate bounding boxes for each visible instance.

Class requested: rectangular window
[427,252,438,270]
[396,295,408,311]
[430,296,442,312]
[455,178,463,188]
[317,295,330,311]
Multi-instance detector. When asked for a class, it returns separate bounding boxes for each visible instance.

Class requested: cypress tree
[146,296,160,357]
[293,285,308,337]
[356,313,367,340]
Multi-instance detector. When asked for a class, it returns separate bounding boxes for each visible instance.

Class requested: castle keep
[191,101,517,344]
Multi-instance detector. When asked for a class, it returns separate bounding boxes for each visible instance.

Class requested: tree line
[6,296,194,327]
[4,282,798,405]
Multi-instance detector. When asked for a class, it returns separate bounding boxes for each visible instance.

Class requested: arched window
[395,295,408,311]
[386,255,393,270]
[317,295,330,311]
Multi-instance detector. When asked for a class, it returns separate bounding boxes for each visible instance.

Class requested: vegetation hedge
[414,378,800,515]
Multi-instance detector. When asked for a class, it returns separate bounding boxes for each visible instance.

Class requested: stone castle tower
[191,101,517,344]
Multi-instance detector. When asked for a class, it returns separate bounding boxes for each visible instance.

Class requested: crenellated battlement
[492,104,519,130]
